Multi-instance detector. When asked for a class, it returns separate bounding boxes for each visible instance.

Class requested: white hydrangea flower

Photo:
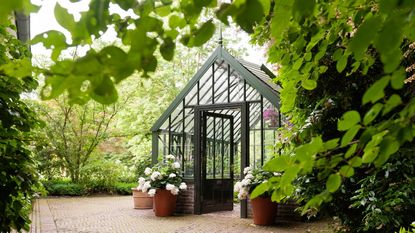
[245,173,254,180]
[138,177,146,186]
[234,181,242,192]
[169,173,176,178]
[144,167,152,176]
[172,162,181,169]
[241,178,251,186]
[166,154,175,160]
[136,185,143,191]
[142,181,151,193]
[150,171,161,181]
[237,189,248,200]
[243,167,252,175]
[166,183,175,191]
[179,182,187,190]
[148,189,156,197]
[170,187,179,195]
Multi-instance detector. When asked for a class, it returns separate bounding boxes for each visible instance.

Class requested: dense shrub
[42,179,137,196]
[42,180,86,196]
[113,182,137,195]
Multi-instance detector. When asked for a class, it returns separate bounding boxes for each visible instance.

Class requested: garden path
[30,196,333,233]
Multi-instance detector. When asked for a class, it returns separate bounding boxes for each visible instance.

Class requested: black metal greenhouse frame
[150,46,280,218]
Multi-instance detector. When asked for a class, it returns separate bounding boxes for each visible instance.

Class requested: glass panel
[213,62,229,104]
[199,65,213,105]
[183,107,194,178]
[263,98,279,163]
[249,102,262,169]
[214,117,222,178]
[246,83,261,101]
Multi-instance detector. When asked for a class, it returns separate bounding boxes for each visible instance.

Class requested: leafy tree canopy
[1,0,415,232]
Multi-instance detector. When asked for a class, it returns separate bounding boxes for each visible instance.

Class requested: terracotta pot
[251,196,278,225]
[153,189,177,217]
[131,188,153,209]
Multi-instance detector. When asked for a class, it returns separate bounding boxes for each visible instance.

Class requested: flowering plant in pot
[234,166,278,225]
[131,176,153,209]
[140,154,187,216]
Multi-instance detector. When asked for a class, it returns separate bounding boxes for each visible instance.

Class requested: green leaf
[326,173,341,193]
[141,55,157,73]
[362,76,390,105]
[345,144,358,158]
[339,165,354,178]
[188,20,215,47]
[293,0,315,19]
[155,5,171,16]
[362,146,379,163]
[250,182,269,199]
[374,16,403,73]
[338,111,361,131]
[258,0,271,15]
[99,46,134,83]
[390,69,405,90]
[0,58,32,78]
[31,30,67,61]
[348,156,362,167]
[271,0,293,43]
[382,94,402,116]
[301,79,317,90]
[332,49,343,61]
[374,138,400,167]
[89,75,118,104]
[160,38,175,61]
[336,54,348,73]
[348,15,382,60]
[263,156,289,172]
[363,103,383,125]
[341,125,360,147]
[54,3,76,32]
[234,0,265,33]
[113,0,136,11]
[169,15,186,29]
[324,138,339,150]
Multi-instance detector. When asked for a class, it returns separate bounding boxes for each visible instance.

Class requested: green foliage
[79,155,123,192]
[249,1,415,231]
[33,96,120,182]
[42,179,86,196]
[1,0,259,105]
[348,151,415,232]
[42,179,137,196]
[113,182,137,195]
[0,23,41,232]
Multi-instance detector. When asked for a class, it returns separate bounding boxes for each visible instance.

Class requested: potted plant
[141,154,187,217]
[132,176,153,209]
[234,166,278,225]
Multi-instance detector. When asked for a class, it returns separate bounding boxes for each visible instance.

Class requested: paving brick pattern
[30,196,332,233]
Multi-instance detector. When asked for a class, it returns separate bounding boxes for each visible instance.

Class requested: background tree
[34,96,120,182]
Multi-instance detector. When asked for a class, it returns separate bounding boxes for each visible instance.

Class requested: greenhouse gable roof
[151,46,279,132]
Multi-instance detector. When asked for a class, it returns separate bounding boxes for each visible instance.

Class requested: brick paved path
[30,196,332,233]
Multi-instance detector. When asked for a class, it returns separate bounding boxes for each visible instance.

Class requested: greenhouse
[151,46,281,217]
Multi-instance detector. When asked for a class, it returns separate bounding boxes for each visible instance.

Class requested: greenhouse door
[200,112,234,213]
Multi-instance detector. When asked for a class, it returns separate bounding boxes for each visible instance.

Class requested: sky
[30,0,267,64]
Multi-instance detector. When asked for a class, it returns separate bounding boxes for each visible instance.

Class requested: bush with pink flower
[137,154,187,196]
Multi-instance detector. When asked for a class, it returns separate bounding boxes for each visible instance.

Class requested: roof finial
[219,23,223,47]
